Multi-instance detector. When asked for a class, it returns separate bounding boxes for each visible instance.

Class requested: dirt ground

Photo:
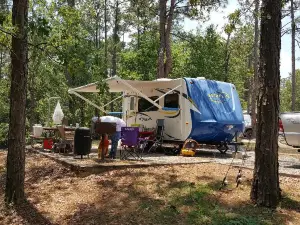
[1,151,300,225]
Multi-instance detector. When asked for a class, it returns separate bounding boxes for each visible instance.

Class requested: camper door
[124,91,137,123]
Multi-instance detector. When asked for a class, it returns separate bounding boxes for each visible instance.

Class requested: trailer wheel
[217,144,228,154]
[244,129,252,139]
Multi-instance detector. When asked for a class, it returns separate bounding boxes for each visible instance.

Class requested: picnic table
[43,126,76,131]
[30,126,76,149]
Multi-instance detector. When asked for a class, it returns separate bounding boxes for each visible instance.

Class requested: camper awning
[68,76,182,93]
[68,76,183,112]
[68,82,99,93]
[107,76,181,92]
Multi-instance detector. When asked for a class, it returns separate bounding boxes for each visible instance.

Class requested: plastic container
[181,149,196,157]
[33,124,43,137]
[43,138,53,150]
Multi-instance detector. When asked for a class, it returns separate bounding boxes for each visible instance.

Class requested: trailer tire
[244,129,252,139]
[217,144,228,154]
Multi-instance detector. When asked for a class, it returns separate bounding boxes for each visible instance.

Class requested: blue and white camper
[107,76,244,144]
[69,76,244,149]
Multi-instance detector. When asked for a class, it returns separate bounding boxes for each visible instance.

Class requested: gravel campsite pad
[141,148,300,177]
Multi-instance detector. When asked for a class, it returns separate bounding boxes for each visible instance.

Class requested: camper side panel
[184,78,244,143]
[122,81,185,142]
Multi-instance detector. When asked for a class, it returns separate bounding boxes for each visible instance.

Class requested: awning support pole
[69,91,107,113]
[115,76,162,109]
[153,85,182,103]
[102,94,123,108]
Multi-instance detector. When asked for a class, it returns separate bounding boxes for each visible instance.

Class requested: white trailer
[68,76,244,145]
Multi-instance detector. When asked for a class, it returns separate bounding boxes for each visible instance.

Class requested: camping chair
[147,119,165,153]
[53,125,74,154]
[120,127,146,160]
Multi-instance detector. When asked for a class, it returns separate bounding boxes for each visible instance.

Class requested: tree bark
[102,0,108,161]
[224,32,231,82]
[251,0,259,138]
[291,0,296,111]
[137,5,140,50]
[157,0,167,78]
[165,0,175,77]
[246,55,253,113]
[112,0,119,77]
[250,0,281,208]
[5,0,28,204]
[111,0,120,112]
[104,0,108,78]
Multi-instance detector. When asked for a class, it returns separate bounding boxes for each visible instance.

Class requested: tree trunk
[5,0,28,204]
[224,32,231,82]
[80,100,85,126]
[157,0,167,78]
[137,5,140,50]
[102,0,108,161]
[111,0,120,112]
[28,59,40,127]
[291,0,296,111]
[250,0,281,208]
[251,0,259,138]
[112,0,119,75]
[246,55,253,113]
[104,0,108,78]
[165,0,175,77]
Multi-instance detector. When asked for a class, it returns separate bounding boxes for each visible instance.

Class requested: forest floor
[1,150,300,225]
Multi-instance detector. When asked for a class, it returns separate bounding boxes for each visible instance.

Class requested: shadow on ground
[60,170,297,225]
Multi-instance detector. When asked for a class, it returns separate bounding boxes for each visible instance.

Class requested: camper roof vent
[197,77,205,80]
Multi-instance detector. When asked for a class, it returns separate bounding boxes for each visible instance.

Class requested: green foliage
[29,17,51,37]
[142,182,276,225]
[119,31,159,80]
[280,70,300,112]
[0,123,8,148]
[185,26,225,80]
[228,25,254,109]
[0,0,255,128]
[225,10,241,35]
[0,78,9,123]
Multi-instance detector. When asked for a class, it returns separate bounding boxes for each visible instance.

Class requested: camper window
[130,97,135,110]
[138,96,159,112]
[164,94,179,108]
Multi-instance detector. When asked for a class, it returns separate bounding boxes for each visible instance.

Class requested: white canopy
[68,76,182,93]
[68,82,99,93]
[106,76,181,92]
[68,76,183,113]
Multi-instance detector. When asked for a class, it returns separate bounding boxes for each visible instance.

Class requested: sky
[182,0,298,79]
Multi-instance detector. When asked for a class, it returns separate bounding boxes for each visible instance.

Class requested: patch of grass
[145,182,285,225]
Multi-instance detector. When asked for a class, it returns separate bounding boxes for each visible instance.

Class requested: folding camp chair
[53,125,74,154]
[147,119,165,153]
[120,127,146,160]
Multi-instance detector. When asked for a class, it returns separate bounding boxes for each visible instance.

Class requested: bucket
[43,139,53,150]
[33,124,43,137]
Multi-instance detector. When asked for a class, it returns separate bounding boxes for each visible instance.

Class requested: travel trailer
[69,76,244,149]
